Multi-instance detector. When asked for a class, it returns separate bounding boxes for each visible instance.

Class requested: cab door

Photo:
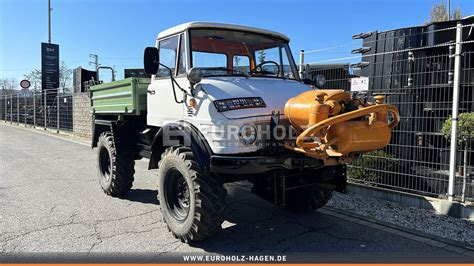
[147,33,189,127]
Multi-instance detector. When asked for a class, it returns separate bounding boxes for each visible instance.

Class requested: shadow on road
[111,182,465,262]
[119,189,160,205]
[187,183,348,254]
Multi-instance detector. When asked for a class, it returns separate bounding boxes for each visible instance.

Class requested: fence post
[33,91,36,128]
[447,22,463,202]
[24,94,27,127]
[299,50,305,80]
[4,96,7,123]
[16,94,19,125]
[72,93,75,137]
[44,91,47,130]
[10,94,12,124]
[57,91,60,133]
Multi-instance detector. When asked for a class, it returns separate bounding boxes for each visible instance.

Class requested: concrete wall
[73,92,92,139]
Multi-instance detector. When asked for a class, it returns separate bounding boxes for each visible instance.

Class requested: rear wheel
[157,146,226,243]
[97,132,135,196]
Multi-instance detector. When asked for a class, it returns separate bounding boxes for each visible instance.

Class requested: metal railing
[0,89,73,134]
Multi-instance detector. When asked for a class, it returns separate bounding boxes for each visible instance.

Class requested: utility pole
[448,0,451,20]
[89,54,99,71]
[48,0,52,43]
[112,65,117,81]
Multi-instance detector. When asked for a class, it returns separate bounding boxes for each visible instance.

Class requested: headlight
[213,97,266,112]
[239,124,257,145]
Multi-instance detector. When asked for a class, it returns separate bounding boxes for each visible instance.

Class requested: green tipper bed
[90,78,150,115]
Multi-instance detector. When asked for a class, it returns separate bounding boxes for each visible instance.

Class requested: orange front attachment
[326,120,391,154]
[284,90,349,131]
[284,89,399,162]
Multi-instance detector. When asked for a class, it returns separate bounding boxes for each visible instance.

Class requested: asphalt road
[0,124,471,263]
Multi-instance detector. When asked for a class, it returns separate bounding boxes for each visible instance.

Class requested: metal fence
[302,22,473,202]
[0,89,73,133]
[347,52,473,202]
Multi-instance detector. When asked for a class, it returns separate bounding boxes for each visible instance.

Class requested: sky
[1,0,473,85]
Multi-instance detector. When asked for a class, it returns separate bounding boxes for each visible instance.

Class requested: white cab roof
[157,22,290,41]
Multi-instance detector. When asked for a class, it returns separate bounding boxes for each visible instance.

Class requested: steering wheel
[250,61,280,76]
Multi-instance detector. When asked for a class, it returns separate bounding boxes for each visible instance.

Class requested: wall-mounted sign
[41,42,59,94]
[351,76,369,91]
[124,68,150,78]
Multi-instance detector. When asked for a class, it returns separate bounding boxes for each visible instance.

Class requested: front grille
[254,119,293,146]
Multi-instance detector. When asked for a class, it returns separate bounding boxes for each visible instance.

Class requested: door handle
[147,90,156,95]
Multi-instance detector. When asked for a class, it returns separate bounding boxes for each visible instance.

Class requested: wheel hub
[99,147,111,182]
[165,168,191,221]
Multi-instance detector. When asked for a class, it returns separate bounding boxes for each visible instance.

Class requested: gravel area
[327,191,474,246]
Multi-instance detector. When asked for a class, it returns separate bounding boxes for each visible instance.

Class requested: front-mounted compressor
[284,89,399,165]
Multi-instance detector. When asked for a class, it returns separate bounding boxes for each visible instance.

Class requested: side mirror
[144,47,159,75]
[187,68,202,85]
[313,74,326,88]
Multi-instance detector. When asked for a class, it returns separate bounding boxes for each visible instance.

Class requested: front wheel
[157,147,226,243]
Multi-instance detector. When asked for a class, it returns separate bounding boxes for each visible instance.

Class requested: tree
[429,0,448,23]
[452,6,462,20]
[257,50,266,64]
[429,0,462,23]
[441,112,473,202]
[24,69,42,92]
[23,61,73,94]
[234,56,241,68]
[441,112,474,144]
[0,78,18,95]
[59,61,73,93]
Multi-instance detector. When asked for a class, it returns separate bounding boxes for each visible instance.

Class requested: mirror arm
[159,63,187,104]
[189,84,196,97]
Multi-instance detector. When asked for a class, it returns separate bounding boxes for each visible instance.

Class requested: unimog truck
[90,22,399,243]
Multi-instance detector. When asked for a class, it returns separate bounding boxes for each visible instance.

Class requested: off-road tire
[285,184,333,213]
[157,146,226,243]
[97,132,135,196]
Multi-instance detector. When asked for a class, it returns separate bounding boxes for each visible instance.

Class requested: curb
[347,183,474,220]
[0,122,89,147]
[319,206,474,257]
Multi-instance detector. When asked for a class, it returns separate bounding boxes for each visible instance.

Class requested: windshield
[189,29,298,80]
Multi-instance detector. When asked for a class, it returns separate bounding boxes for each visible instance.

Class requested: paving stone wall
[73,92,92,138]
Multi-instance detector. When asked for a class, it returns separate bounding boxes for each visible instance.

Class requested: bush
[348,150,398,183]
[441,112,474,143]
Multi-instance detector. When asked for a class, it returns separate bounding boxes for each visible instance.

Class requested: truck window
[233,55,250,74]
[192,51,227,76]
[255,47,280,76]
[157,35,179,78]
[189,29,299,80]
[177,34,186,76]
[281,48,295,79]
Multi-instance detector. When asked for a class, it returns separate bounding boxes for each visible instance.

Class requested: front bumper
[210,153,314,175]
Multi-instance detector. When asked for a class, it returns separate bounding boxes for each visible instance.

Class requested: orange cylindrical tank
[326,120,391,154]
[308,92,330,126]
[285,89,347,131]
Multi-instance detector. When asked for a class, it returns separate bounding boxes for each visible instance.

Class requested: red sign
[20,79,31,89]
